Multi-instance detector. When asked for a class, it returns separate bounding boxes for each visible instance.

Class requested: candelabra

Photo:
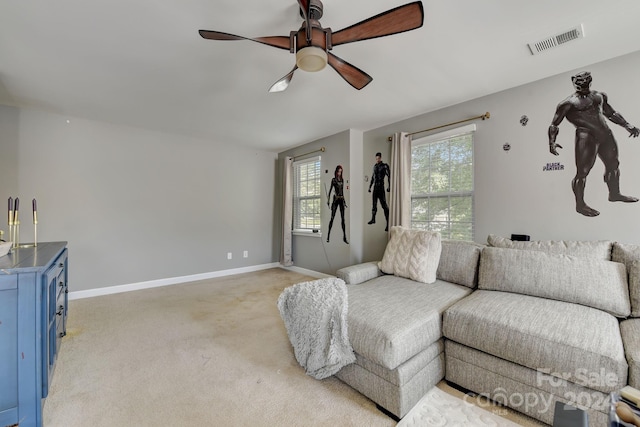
[7,197,38,249]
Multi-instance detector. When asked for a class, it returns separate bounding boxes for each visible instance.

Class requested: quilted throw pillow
[379,226,442,284]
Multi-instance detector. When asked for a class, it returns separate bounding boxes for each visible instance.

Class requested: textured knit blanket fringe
[277,277,355,380]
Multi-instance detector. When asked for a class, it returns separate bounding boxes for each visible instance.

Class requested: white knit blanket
[277,277,355,380]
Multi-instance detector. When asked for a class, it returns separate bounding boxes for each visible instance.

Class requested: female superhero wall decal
[326,165,349,244]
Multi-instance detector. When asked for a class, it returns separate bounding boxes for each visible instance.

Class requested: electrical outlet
[243,250,248,258]
[227,252,232,260]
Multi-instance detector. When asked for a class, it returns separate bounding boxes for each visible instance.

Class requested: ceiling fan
[199,0,424,92]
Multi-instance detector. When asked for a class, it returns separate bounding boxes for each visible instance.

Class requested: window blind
[411,125,475,240]
[293,156,322,232]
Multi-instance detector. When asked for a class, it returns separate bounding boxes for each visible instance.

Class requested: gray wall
[361,50,640,261]
[279,51,640,266]
[6,51,640,286]
[0,105,20,243]
[8,107,278,291]
[277,130,365,275]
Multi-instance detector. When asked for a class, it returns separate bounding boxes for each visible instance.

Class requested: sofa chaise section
[335,236,482,418]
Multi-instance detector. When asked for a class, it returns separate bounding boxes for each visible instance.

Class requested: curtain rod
[387,112,490,141]
[292,146,325,160]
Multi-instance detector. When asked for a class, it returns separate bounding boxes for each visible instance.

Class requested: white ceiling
[1,0,640,152]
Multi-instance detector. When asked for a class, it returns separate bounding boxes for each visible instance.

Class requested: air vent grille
[528,24,585,55]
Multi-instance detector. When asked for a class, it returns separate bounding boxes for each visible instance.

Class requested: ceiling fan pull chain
[290,31,297,54]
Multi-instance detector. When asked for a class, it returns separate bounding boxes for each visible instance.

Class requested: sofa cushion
[612,242,640,317]
[436,240,483,289]
[379,226,442,284]
[487,234,612,260]
[620,319,640,389]
[443,290,628,393]
[478,246,630,317]
[346,275,472,370]
[336,262,382,285]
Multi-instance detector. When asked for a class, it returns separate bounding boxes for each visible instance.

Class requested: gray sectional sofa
[335,232,483,418]
[335,229,640,426]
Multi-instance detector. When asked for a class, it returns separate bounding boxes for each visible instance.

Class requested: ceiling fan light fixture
[296,46,327,72]
[199,1,425,90]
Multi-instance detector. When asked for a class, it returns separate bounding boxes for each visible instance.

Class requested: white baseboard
[280,265,333,279]
[68,262,281,300]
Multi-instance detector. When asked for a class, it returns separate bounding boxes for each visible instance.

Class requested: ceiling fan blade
[327,53,373,90]
[198,30,290,50]
[268,66,298,93]
[331,1,424,47]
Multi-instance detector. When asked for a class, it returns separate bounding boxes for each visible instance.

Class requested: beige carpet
[43,268,543,426]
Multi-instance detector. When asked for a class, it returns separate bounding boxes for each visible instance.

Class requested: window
[293,156,322,232]
[410,125,474,240]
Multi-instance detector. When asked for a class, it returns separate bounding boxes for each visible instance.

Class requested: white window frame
[292,155,322,236]
[410,124,475,240]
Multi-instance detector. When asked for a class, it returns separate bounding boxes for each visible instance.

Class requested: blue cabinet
[0,242,68,427]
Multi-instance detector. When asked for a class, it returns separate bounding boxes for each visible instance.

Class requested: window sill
[293,230,322,237]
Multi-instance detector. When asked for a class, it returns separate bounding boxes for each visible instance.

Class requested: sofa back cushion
[436,240,483,289]
[612,242,640,317]
[379,226,442,284]
[478,247,631,317]
[487,234,612,260]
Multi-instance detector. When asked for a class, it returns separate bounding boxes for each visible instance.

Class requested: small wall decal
[520,115,529,126]
[543,162,565,171]
[503,142,511,152]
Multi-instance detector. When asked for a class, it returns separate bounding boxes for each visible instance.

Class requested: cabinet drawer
[56,269,66,300]
[55,288,67,336]
[42,248,68,399]
[55,308,65,353]
[46,257,65,286]
[45,252,67,318]
[54,257,67,301]
[45,265,64,317]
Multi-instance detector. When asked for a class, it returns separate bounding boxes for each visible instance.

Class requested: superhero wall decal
[367,152,391,232]
[548,71,639,217]
[325,151,391,244]
[326,165,348,244]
